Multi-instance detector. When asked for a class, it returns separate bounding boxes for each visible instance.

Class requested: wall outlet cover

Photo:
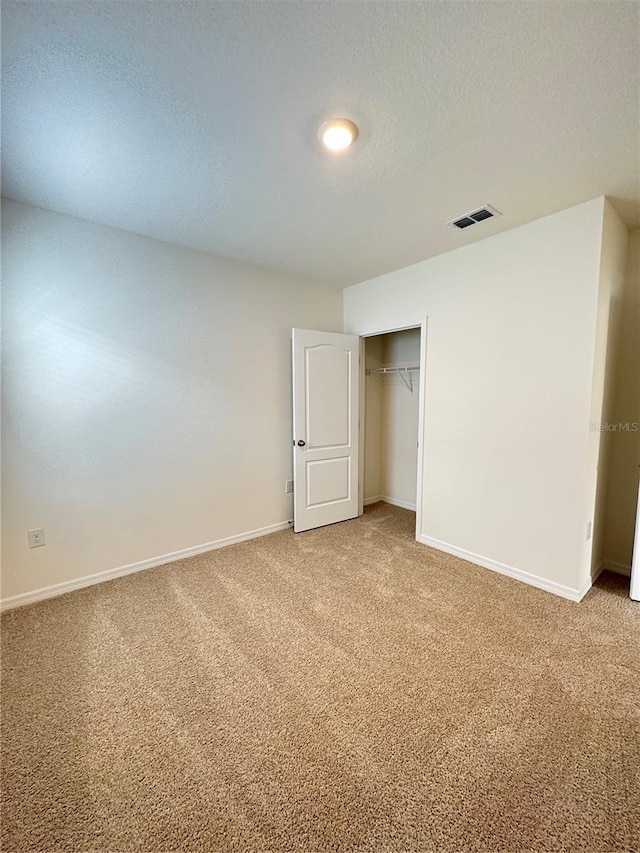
[28,528,45,548]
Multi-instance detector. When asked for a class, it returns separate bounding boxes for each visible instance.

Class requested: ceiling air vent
[449,204,501,230]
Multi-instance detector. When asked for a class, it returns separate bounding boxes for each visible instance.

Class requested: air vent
[449,204,501,230]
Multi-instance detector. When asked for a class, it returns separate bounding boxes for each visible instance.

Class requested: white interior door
[292,328,360,533]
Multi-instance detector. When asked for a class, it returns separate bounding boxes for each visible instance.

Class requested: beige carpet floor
[2,503,639,853]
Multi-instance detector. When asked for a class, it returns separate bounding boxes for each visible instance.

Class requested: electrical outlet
[586,521,592,541]
[28,528,45,548]
[285,479,294,494]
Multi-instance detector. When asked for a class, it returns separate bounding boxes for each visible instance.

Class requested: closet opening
[362,325,423,539]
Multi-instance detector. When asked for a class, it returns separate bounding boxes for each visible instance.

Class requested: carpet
[2,503,639,852]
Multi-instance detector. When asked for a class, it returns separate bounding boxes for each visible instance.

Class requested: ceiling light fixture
[318,118,359,152]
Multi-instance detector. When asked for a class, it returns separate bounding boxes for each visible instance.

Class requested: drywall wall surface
[602,227,640,569]
[380,329,420,507]
[381,328,421,368]
[344,199,605,594]
[363,337,383,501]
[1,200,342,599]
[586,201,628,582]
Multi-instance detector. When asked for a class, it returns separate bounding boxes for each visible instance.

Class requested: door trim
[358,336,365,517]
[630,478,640,601]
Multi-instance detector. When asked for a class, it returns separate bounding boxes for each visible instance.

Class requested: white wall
[586,201,628,581]
[602,228,640,570]
[1,200,342,601]
[345,199,607,598]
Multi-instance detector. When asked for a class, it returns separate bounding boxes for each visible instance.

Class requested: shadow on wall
[601,229,640,570]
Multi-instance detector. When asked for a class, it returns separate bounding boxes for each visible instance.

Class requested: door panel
[306,457,350,507]
[306,346,351,448]
[293,329,360,533]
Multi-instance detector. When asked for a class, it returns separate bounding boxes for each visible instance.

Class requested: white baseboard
[603,560,631,577]
[364,495,417,511]
[419,534,584,602]
[0,520,292,613]
[380,496,417,511]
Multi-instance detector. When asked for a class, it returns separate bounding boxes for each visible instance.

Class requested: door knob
[297,440,306,447]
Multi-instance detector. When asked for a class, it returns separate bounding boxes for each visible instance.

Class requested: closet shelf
[366,365,420,392]
[367,365,419,375]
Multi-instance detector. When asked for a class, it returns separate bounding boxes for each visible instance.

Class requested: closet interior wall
[364,328,420,510]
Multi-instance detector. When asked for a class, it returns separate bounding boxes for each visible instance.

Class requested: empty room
[1,1,639,851]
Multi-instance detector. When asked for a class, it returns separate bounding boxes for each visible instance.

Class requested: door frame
[358,318,428,543]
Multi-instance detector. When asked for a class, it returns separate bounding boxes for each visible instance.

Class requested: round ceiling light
[318,118,359,152]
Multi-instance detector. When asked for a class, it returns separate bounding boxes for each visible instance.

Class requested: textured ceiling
[2,0,639,287]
